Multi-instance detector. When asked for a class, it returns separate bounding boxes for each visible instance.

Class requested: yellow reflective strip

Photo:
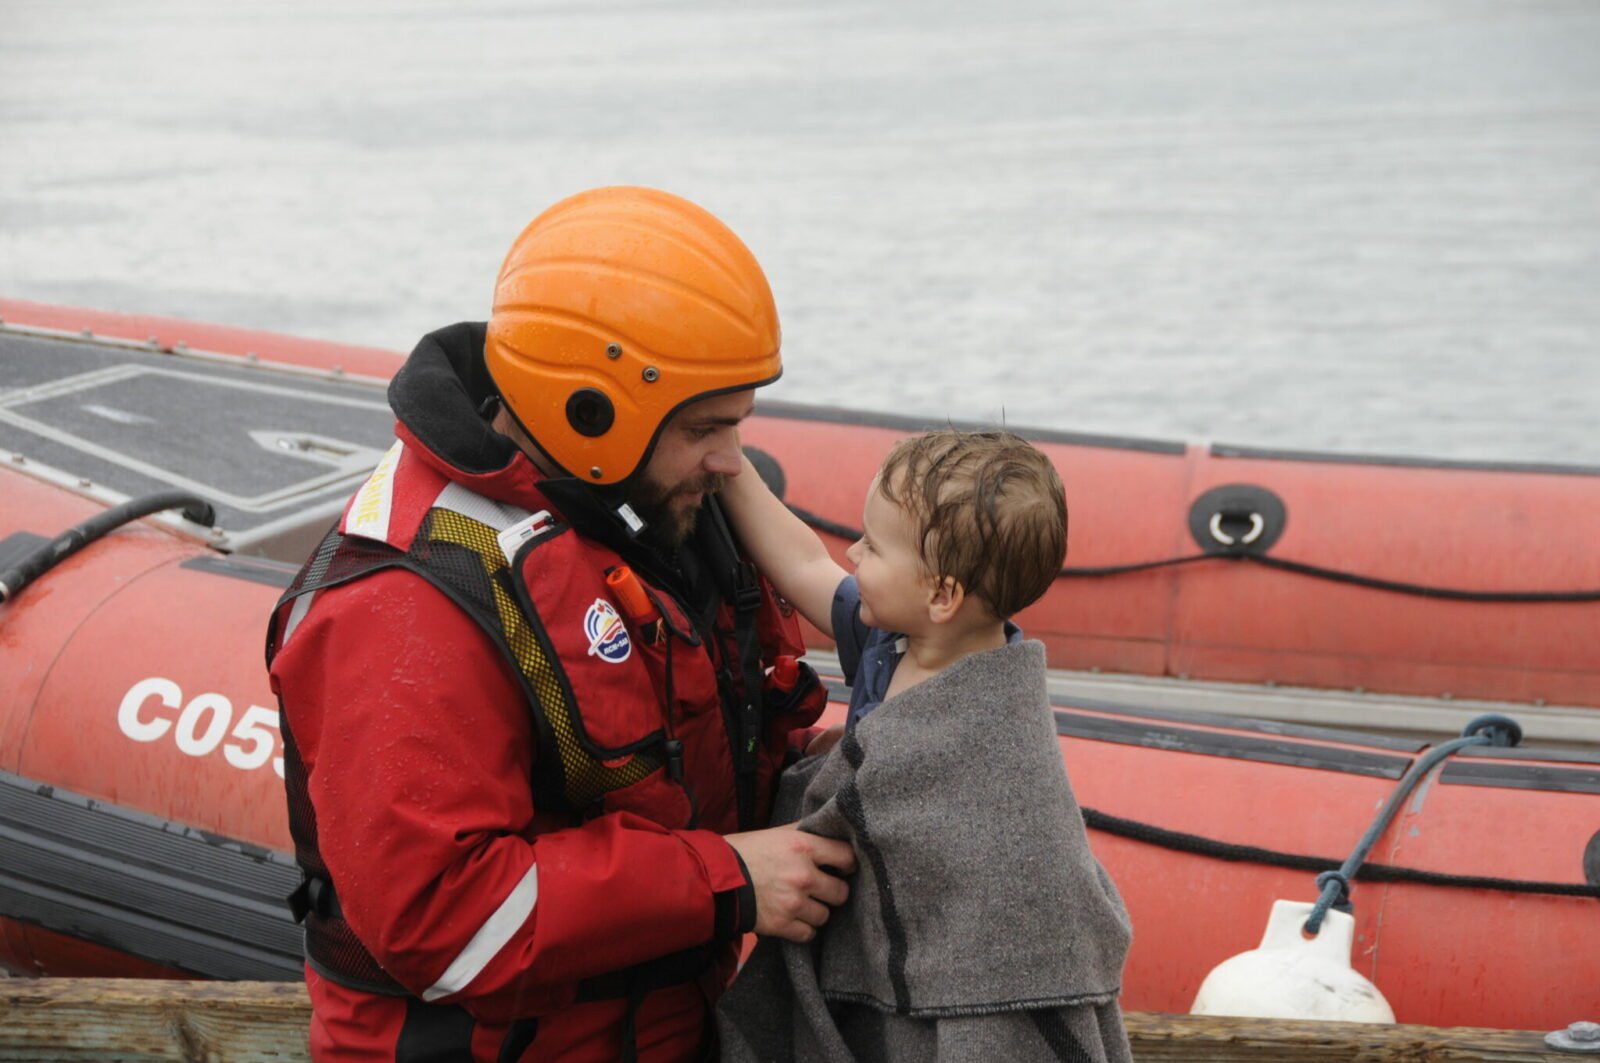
[425,509,659,807]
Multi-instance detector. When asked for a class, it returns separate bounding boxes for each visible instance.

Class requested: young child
[717,429,1133,1063]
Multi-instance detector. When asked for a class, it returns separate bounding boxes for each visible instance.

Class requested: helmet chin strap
[492,399,573,480]
[488,393,658,543]
[612,497,648,539]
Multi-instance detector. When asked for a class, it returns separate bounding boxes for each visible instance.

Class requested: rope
[1079,808,1600,898]
[1082,715,1600,920]
[1244,553,1600,602]
[787,506,1600,602]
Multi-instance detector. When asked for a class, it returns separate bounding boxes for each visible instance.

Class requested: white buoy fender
[1190,899,1396,1022]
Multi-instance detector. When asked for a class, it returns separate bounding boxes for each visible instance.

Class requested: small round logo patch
[585,598,632,664]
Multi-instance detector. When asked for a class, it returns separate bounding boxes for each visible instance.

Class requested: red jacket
[267,323,819,1061]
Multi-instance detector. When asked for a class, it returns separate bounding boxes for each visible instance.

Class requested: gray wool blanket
[717,640,1133,1063]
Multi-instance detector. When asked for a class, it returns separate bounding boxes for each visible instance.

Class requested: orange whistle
[606,565,659,625]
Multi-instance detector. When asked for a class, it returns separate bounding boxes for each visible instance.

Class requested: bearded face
[620,390,754,549]
[625,470,728,549]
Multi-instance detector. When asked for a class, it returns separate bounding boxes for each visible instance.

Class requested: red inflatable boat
[1,300,1596,1030]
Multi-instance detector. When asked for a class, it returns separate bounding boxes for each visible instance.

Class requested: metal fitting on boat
[1210,510,1263,545]
[1188,484,1286,555]
[1547,1022,1600,1053]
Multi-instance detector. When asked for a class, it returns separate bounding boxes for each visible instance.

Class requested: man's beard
[624,472,727,550]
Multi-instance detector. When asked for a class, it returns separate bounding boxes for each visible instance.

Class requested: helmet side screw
[589,466,603,479]
[605,343,622,359]
[642,366,660,383]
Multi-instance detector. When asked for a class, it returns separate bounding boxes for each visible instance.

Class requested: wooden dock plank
[0,980,310,1063]
[0,979,1577,1061]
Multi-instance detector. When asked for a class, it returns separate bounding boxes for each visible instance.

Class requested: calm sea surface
[4,0,1598,465]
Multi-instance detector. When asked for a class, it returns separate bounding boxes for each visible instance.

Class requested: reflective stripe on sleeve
[280,590,318,646]
[420,863,540,1002]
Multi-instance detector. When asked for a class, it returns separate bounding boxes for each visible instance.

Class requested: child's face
[844,476,933,632]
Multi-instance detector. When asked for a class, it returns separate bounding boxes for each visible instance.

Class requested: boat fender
[1189,899,1395,1022]
[1187,483,1286,555]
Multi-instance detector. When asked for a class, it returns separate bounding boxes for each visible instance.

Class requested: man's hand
[805,723,845,757]
[725,824,856,942]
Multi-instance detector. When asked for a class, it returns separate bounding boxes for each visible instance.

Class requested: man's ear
[927,575,966,625]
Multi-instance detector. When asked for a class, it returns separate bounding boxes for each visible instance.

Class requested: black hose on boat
[786,505,1600,603]
[0,490,217,604]
[1300,713,1520,934]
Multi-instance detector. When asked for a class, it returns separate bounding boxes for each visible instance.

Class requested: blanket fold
[718,640,1132,1063]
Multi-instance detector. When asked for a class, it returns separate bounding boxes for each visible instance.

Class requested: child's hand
[805,724,845,757]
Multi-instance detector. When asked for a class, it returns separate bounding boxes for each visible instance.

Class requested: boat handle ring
[1209,511,1264,546]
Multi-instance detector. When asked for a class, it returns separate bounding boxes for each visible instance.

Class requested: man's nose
[703,438,742,475]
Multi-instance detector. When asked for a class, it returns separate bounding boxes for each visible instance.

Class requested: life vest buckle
[288,874,339,924]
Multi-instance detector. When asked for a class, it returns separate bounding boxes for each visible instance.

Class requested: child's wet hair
[876,429,1067,619]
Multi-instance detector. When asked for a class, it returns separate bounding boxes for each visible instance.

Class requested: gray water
[4,0,1598,466]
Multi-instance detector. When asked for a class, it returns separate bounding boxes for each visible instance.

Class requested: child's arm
[721,452,847,638]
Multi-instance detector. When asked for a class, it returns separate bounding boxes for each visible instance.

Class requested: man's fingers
[807,835,858,876]
[796,897,832,929]
[778,922,818,944]
[808,870,850,909]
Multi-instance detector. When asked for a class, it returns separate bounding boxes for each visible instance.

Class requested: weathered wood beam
[1125,1010,1573,1062]
[0,979,1579,1062]
[0,979,310,1063]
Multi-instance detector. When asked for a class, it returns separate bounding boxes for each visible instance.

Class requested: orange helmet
[486,186,782,485]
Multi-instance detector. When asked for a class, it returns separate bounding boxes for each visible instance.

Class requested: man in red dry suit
[267,186,855,1061]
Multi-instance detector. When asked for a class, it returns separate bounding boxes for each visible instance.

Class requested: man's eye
[687,427,715,441]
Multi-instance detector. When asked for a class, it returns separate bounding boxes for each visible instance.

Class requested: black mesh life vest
[267,503,682,994]
[264,475,806,1006]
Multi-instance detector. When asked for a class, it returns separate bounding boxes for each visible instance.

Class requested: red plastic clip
[770,655,800,692]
